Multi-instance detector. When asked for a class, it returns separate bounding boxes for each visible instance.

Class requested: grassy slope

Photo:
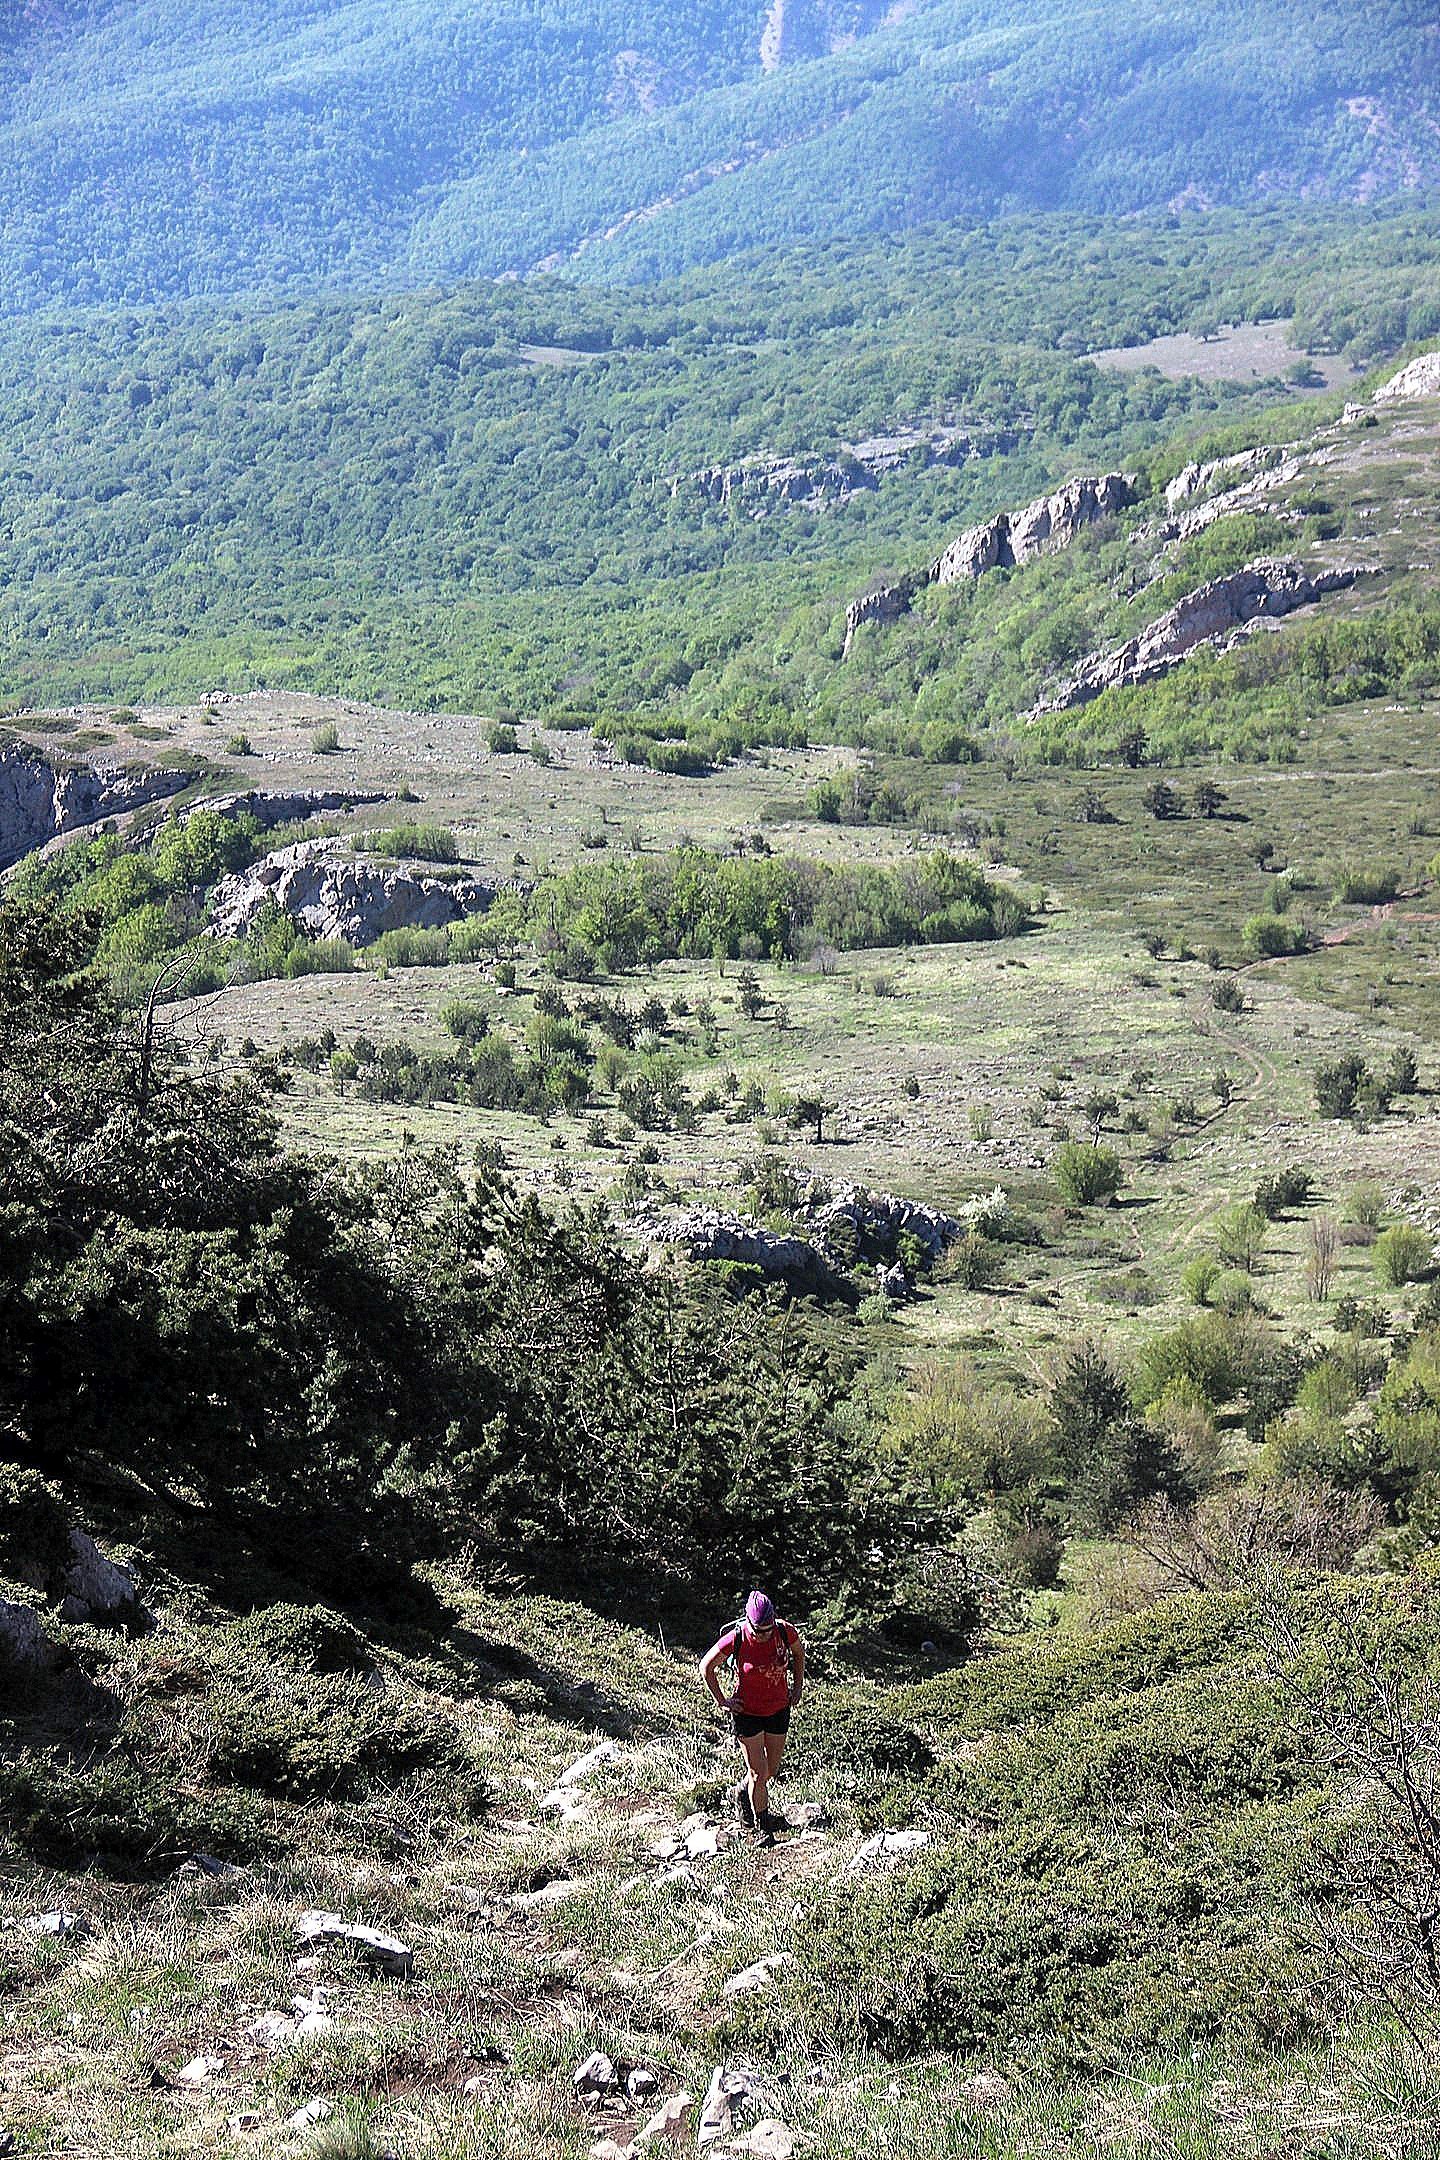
[7,1550,1440,2158]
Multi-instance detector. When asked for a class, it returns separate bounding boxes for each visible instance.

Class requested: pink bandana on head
[745,1590,775,1631]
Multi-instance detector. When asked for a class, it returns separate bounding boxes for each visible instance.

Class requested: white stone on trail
[843,1830,931,1877]
[636,2091,693,2143]
[627,2067,659,2099]
[722,1953,794,1997]
[248,2011,299,2048]
[285,2097,333,2130]
[510,1874,598,1911]
[654,1864,698,1889]
[730,2122,796,2160]
[22,1910,85,1938]
[558,1738,622,1787]
[591,2142,637,2160]
[684,1824,722,1860]
[960,2071,1012,2108]
[295,1911,413,1976]
[173,2055,225,2087]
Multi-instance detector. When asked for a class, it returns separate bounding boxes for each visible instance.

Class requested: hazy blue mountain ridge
[0,0,1435,309]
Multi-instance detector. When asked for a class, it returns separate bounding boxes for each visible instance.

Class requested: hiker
[700,1590,805,1834]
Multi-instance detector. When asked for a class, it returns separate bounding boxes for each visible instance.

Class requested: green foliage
[1334,861,1403,904]
[0,1466,71,1587]
[1315,1055,1370,1119]
[1053,1141,1122,1207]
[1049,1340,1189,1526]
[220,1603,371,1676]
[366,824,459,863]
[789,1686,934,1795]
[1373,1223,1435,1289]
[1243,914,1310,958]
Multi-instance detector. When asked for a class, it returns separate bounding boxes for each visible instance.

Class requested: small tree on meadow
[1054,1140,1122,1207]
[1142,780,1184,821]
[1192,779,1227,818]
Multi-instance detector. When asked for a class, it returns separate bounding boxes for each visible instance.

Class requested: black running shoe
[758,1807,789,1834]
[734,1780,755,1828]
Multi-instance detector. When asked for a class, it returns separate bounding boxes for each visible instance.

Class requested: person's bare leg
[739,1732,770,1821]
[760,1731,788,1821]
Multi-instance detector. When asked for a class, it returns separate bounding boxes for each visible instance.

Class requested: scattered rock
[558,1738,623,1787]
[209,838,501,947]
[510,1875,598,1911]
[1036,556,1372,713]
[574,2051,619,2096]
[637,2091,693,2144]
[722,1953,794,1997]
[295,1911,413,1977]
[198,785,393,831]
[285,2097,333,2131]
[173,2055,225,2087]
[627,2067,660,2100]
[0,1599,57,1674]
[732,2122,796,2160]
[960,2070,1012,2108]
[228,2112,263,2132]
[844,1830,931,1877]
[698,2065,767,2147]
[56,1528,143,1627]
[178,1853,244,1880]
[22,1909,86,1938]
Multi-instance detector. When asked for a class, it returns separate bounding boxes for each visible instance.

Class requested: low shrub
[1053,1141,1122,1207]
[221,1602,371,1676]
[1373,1223,1435,1289]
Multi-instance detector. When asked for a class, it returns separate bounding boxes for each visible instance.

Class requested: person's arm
[788,1626,806,1706]
[700,1632,736,1709]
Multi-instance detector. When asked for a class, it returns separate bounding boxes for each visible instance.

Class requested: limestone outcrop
[198,786,393,830]
[841,575,920,657]
[1376,350,1440,401]
[932,472,1137,586]
[842,472,1136,655]
[647,1210,841,1292]
[1036,556,1370,714]
[209,840,498,947]
[683,422,1015,518]
[0,739,187,867]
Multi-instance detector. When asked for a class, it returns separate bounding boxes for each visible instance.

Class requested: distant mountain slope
[0,0,1436,308]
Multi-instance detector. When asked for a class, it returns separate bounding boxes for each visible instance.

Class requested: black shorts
[733,1706,791,1739]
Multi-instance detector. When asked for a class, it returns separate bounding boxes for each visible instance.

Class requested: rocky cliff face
[1376,350,1440,401]
[842,471,1136,656]
[932,472,1137,586]
[200,787,393,830]
[1036,556,1371,714]
[0,740,188,868]
[209,840,499,947]
[682,421,1017,517]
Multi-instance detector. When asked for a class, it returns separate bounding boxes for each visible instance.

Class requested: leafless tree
[1308,1214,1339,1304]
[1116,1484,1383,1596]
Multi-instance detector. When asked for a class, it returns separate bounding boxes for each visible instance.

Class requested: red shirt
[718,1621,797,1715]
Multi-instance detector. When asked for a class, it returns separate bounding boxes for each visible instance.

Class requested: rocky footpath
[842,471,1134,655]
[1035,555,1371,714]
[0,739,188,867]
[208,839,499,947]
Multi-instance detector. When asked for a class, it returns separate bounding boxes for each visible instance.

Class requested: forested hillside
[0,0,1436,308]
[4,203,1440,718]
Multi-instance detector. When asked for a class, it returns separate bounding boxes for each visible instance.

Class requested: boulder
[0,740,187,869]
[645,1209,841,1293]
[1375,350,1440,401]
[295,1910,413,1976]
[0,1599,56,1674]
[209,839,498,947]
[195,786,393,831]
[57,1528,141,1627]
[1037,556,1372,713]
